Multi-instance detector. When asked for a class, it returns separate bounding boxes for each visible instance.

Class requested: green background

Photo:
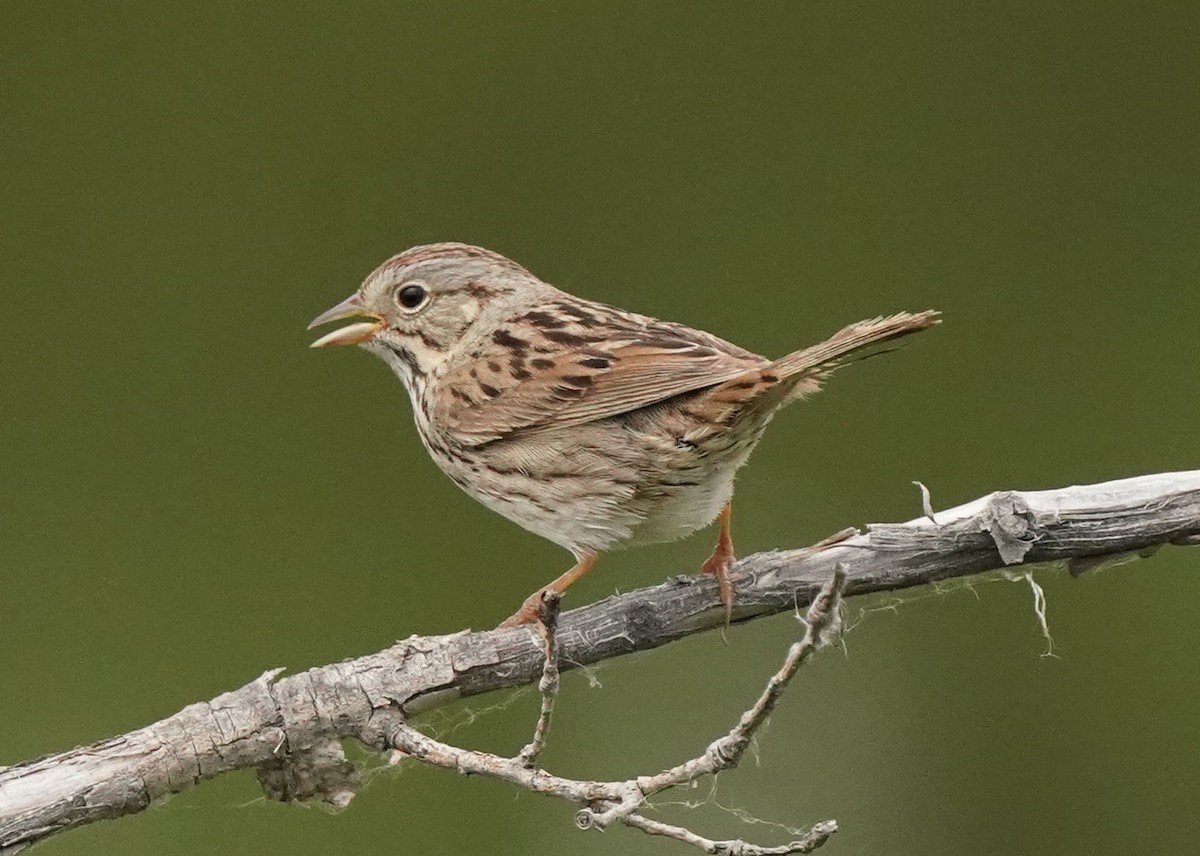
[3,3,1199,854]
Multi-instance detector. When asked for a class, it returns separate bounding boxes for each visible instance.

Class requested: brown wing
[432,296,766,445]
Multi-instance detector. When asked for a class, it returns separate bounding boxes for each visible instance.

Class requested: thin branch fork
[516,590,562,769]
[378,570,847,855]
[2,470,1199,854]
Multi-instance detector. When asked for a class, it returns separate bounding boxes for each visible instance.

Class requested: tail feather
[770,310,941,381]
[701,310,940,416]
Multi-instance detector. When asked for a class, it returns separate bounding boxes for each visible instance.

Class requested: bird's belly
[423,433,645,557]
[420,420,760,557]
[466,475,643,557]
[622,456,744,548]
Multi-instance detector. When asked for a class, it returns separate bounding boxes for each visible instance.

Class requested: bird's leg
[497,552,600,628]
[700,501,736,621]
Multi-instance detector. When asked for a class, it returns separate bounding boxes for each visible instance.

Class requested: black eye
[396,284,428,310]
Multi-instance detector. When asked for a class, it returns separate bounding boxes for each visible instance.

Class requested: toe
[497,593,544,629]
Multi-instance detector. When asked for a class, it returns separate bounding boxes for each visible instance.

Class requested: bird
[309,243,938,627]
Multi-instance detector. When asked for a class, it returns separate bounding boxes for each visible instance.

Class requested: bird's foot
[700,546,736,623]
[496,553,599,630]
[701,501,738,630]
[497,589,548,629]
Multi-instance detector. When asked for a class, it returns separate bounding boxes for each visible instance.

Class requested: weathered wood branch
[378,570,847,855]
[2,470,1198,853]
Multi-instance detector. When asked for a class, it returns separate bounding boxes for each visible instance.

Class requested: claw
[701,502,737,626]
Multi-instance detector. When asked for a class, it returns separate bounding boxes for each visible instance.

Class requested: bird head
[309,242,542,385]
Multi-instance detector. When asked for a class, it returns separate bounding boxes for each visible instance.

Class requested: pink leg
[700,502,736,618]
[497,553,600,628]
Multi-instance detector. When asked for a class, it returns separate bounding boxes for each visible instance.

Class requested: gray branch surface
[3,470,1199,853]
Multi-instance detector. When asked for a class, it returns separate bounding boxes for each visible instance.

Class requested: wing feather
[432,297,766,445]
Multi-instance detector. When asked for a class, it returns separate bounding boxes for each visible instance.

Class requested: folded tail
[771,310,941,383]
[705,310,940,412]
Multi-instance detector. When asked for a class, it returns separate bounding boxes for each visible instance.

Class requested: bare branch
[383,571,845,853]
[621,813,839,855]
[2,470,1198,854]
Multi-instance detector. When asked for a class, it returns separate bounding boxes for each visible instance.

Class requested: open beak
[308,294,383,348]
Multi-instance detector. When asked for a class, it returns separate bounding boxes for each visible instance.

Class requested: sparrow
[309,243,938,626]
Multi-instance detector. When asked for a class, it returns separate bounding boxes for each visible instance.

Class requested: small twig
[390,721,627,804]
[629,568,846,804]
[518,591,562,768]
[622,813,839,855]
[802,528,860,552]
[388,570,847,853]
